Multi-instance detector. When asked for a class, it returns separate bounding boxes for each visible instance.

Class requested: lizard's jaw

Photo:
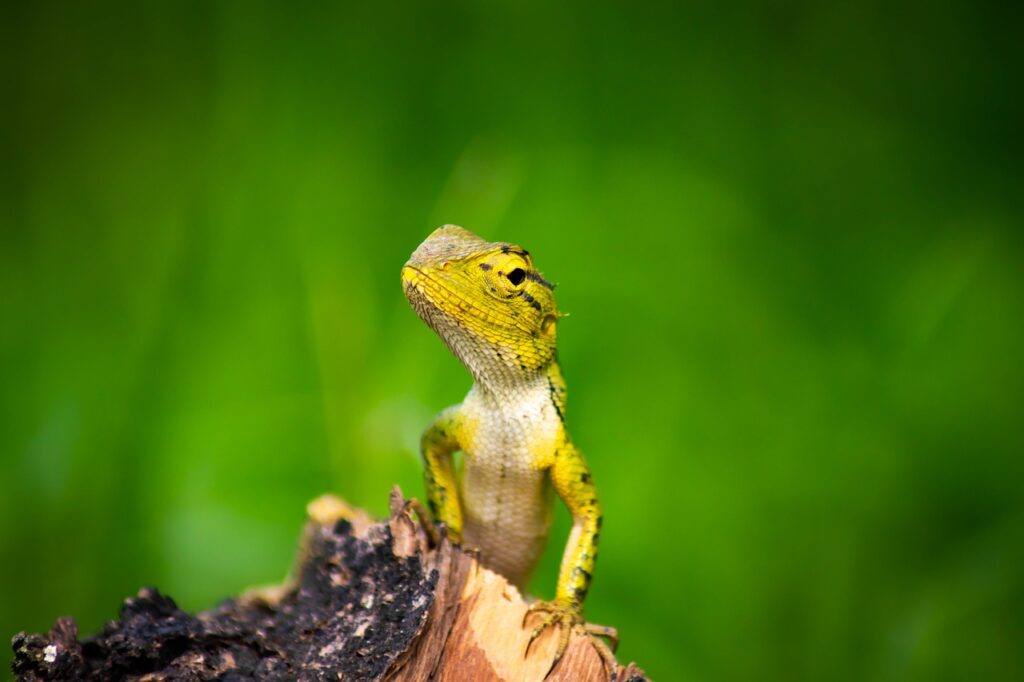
[402,265,472,361]
[402,265,540,390]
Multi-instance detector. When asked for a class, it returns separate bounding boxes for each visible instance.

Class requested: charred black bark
[11,492,646,682]
[13,518,435,680]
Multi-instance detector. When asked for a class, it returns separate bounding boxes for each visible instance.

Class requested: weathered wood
[11,489,646,681]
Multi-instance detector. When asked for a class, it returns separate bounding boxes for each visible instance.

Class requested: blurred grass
[2,2,1023,680]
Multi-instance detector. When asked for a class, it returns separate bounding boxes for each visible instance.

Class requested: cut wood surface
[12,488,646,681]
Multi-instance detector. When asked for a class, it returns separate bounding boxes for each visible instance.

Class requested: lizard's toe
[584,622,619,652]
[523,601,620,677]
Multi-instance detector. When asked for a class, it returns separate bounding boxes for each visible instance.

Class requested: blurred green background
[2,2,1023,680]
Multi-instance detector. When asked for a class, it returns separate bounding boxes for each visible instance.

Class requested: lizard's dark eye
[506,268,526,286]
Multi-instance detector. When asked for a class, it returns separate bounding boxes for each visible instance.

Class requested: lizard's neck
[469,359,561,407]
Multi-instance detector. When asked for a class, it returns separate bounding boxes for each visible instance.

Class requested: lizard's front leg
[524,441,617,674]
[421,405,464,542]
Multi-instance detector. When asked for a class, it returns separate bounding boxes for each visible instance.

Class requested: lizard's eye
[506,268,526,286]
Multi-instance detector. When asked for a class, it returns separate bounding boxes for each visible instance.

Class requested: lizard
[401,225,616,671]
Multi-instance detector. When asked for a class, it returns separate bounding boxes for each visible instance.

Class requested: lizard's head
[402,225,559,383]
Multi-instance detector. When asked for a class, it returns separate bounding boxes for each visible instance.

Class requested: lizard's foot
[523,601,619,677]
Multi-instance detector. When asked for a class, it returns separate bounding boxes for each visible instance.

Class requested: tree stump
[11,488,646,681]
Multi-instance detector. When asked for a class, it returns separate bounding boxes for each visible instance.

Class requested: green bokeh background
[2,2,1023,680]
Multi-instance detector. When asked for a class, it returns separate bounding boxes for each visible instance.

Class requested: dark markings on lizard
[547,377,565,422]
[522,292,542,311]
[499,243,531,258]
[526,271,555,289]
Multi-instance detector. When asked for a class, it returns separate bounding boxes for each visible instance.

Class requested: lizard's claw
[523,601,618,677]
[405,498,442,547]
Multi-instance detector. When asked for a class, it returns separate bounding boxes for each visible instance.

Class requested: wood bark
[12,488,646,681]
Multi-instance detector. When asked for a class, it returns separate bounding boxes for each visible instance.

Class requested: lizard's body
[402,226,611,665]
[458,369,560,586]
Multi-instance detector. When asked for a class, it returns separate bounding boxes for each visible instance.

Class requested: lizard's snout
[401,265,432,307]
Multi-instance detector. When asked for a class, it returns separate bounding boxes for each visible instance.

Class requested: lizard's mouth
[401,265,458,309]
[401,266,432,309]
[401,265,426,291]
[400,264,420,285]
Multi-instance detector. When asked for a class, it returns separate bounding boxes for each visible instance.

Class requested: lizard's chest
[457,384,560,524]
[456,383,561,585]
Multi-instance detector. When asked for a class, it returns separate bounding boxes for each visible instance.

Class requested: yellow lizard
[401,225,616,670]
